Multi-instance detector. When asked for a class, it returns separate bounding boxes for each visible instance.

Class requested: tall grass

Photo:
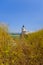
[0,25,43,65]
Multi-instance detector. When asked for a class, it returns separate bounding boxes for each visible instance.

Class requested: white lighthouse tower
[21,25,26,34]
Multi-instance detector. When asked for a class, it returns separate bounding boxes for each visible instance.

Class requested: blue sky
[0,0,43,33]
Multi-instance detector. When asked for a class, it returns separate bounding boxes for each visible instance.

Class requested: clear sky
[0,0,43,33]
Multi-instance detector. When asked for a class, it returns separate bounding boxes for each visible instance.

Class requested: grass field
[0,27,43,65]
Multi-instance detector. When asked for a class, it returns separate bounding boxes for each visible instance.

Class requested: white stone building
[21,25,29,34]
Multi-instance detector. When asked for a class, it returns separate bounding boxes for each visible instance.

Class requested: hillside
[0,27,43,65]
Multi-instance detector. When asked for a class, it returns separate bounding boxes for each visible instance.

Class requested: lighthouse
[21,25,26,34]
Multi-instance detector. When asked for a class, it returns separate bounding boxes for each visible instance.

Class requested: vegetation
[0,25,43,65]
